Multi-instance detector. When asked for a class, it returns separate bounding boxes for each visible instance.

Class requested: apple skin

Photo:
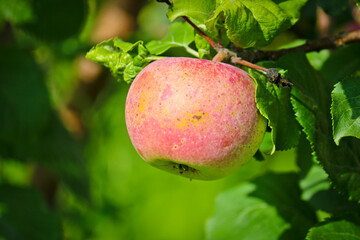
[125,57,267,180]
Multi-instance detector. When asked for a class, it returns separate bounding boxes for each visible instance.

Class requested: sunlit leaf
[250,68,301,153]
[206,0,307,48]
[146,22,198,57]
[331,77,360,145]
[306,220,360,240]
[86,38,152,83]
[206,173,317,240]
[195,33,211,59]
[166,0,216,22]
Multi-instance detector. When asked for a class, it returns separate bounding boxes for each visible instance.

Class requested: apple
[125,57,267,180]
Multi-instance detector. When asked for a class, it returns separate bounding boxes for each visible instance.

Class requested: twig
[236,30,360,62]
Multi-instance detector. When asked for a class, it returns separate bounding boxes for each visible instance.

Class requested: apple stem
[231,57,267,72]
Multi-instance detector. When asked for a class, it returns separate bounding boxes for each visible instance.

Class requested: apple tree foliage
[0,0,360,239]
[87,0,360,239]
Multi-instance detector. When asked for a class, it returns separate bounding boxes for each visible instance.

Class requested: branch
[236,30,360,62]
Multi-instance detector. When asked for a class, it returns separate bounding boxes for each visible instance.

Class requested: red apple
[125,57,266,180]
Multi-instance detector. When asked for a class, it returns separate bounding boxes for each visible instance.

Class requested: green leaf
[250,68,301,153]
[18,0,86,41]
[297,148,358,215]
[0,46,51,160]
[0,46,89,199]
[86,38,152,83]
[316,0,348,15]
[306,220,360,240]
[306,50,330,71]
[275,52,360,202]
[206,173,317,240]
[321,43,360,84]
[206,0,307,48]
[356,0,360,8]
[0,0,33,24]
[195,33,210,59]
[0,185,62,240]
[331,77,360,145]
[166,0,216,22]
[37,114,90,200]
[146,22,198,57]
[273,0,308,24]
[295,135,358,214]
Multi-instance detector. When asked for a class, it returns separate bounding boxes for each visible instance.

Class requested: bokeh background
[0,0,359,239]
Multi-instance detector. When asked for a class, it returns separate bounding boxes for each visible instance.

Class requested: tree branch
[236,30,360,62]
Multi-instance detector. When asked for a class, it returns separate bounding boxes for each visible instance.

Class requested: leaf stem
[184,45,200,57]
[145,56,167,61]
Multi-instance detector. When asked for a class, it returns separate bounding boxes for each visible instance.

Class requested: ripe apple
[125,57,267,180]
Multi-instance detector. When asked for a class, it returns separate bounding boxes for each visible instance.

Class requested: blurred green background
[2,0,357,239]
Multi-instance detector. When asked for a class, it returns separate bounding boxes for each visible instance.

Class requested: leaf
[86,38,152,83]
[275,52,360,202]
[206,173,317,240]
[273,0,308,24]
[306,50,330,71]
[249,68,301,153]
[37,114,90,200]
[296,135,359,214]
[297,143,359,215]
[206,0,307,48]
[18,0,86,41]
[195,33,210,59]
[166,0,216,22]
[321,43,360,84]
[0,185,62,240]
[331,77,360,145]
[0,46,89,199]
[306,220,360,240]
[316,0,348,15]
[0,0,33,24]
[146,22,198,57]
[0,46,51,160]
